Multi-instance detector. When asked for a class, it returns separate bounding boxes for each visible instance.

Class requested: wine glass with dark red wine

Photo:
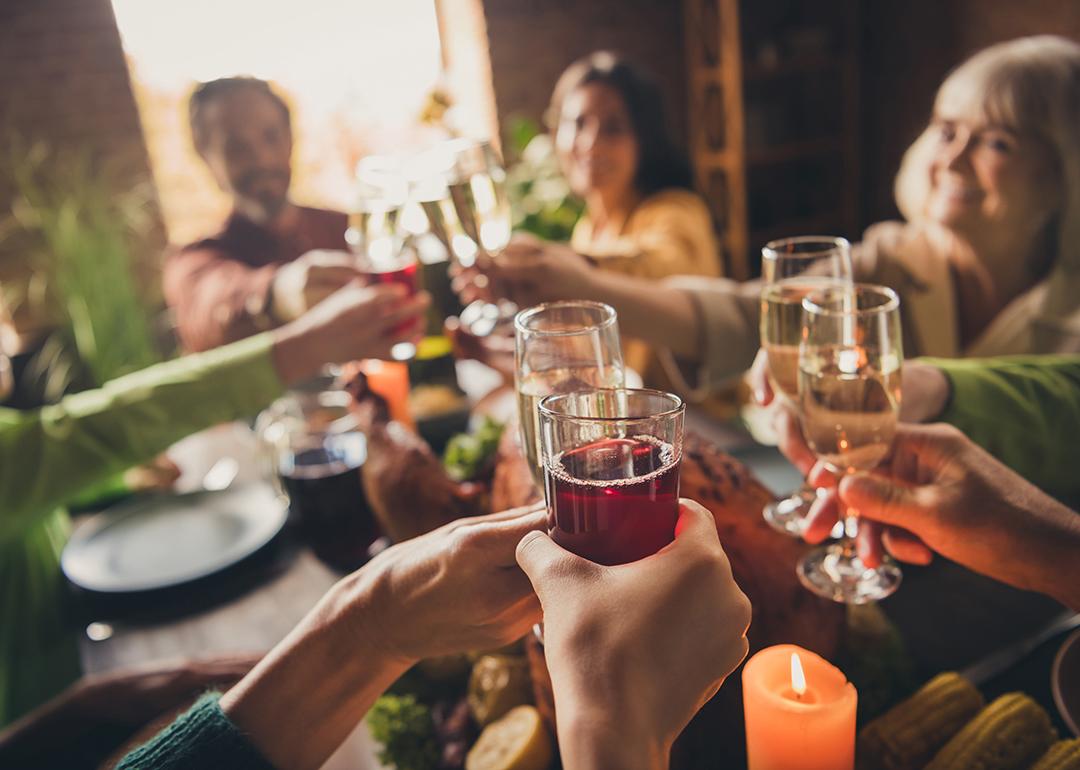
[796,283,903,604]
[538,389,684,566]
[759,236,852,537]
[258,388,379,573]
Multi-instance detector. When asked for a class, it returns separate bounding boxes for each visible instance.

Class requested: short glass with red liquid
[357,247,420,359]
[538,388,685,565]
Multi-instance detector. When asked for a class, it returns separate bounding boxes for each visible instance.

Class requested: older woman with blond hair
[478,35,1080,395]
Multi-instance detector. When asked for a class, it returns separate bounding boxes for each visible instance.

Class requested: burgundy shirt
[164,206,348,352]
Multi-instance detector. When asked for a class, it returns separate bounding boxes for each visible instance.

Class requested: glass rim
[537,387,685,423]
[801,282,901,318]
[762,235,851,261]
[514,300,619,337]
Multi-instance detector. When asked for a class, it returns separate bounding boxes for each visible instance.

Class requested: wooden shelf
[746,138,843,167]
[743,55,844,81]
[749,208,845,249]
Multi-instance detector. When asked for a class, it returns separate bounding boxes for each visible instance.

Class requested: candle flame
[791,652,807,697]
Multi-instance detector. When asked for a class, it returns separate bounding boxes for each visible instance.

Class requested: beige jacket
[661,221,1080,401]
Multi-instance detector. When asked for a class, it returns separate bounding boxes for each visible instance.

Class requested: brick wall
[0,0,164,286]
[445,0,689,152]
[0,0,158,193]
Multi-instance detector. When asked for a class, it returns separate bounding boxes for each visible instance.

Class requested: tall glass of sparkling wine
[538,388,684,565]
[759,236,853,536]
[447,139,516,336]
[796,283,903,604]
[514,302,625,490]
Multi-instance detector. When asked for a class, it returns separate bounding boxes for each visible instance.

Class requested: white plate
[62,483,288,593]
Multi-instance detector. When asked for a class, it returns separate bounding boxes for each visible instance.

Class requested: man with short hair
[164,77,356,352]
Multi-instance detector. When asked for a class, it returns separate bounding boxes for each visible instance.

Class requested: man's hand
[270,250,362,323]
[270,282,429,387]
[791,422,1080,609]
[750,351,951,424]
[516,499,751,770]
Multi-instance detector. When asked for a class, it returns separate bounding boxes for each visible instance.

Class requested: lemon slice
[468,654,533,726]
[465,705,553,770]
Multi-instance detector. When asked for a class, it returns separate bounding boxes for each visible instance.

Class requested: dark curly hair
[547,51,694,195]
[188,77,290,153]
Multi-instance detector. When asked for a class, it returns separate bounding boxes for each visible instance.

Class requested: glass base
[797,543,902,604]
[391,341,416,361]
[459,299,517,337]
[762,488,817,537]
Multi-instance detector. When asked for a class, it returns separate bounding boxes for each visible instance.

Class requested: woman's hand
[453,233,597,308]
[515,499,752,770]
[270,282,430,387]
[219,504,546,770]
[353,503,547,663]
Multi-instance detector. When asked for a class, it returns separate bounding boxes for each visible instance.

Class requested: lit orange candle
[358,359,414,429]
[743,644,857,770]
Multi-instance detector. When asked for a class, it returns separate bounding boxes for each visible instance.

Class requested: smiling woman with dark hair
[500,52,722,380]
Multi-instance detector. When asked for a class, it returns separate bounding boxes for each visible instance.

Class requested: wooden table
[72,392,1075,759]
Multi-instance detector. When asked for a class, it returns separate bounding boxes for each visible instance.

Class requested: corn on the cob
[925,692,1057,770]
[1030,739,1080,770]
[856,672,984,770]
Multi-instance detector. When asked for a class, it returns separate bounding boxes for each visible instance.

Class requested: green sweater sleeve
[0,333,284,545]
[925,355,1080,507]
[116,693,276,770]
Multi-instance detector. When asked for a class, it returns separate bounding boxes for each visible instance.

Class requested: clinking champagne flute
[514,301,625,490]
[795,283,903,604]
[347,155,419,361]
[759,236,853,536]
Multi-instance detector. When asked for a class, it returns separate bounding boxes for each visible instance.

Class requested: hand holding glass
[538,388,684,566]
[759,236,853,536]
[796,283,903,604]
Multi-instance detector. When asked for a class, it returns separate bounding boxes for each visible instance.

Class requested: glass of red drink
[538,388,684,565]
[357,246,420,360]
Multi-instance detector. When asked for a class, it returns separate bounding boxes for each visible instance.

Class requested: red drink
[545,435,680,565]
[366,261,418,294]
[365,262,418,333]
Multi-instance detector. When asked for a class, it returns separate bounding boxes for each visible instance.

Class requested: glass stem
[840,505,859,560]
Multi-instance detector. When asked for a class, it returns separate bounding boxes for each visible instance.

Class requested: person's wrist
[269,322,323,388]
[219,574,413,770]
[548,649,670,770]
[556,697,669,770]
[335,560,422,670]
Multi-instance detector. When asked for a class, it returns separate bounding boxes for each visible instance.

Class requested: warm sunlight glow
[110,0,443,242]
[791,652,807,697]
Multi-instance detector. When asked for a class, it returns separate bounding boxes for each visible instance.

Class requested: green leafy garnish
[367,694,440,770]
[443,417,505,482]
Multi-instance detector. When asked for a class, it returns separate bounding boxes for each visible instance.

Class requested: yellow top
[572,188,723,380]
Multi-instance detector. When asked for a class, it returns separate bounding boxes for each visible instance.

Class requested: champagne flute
[796,283,903,604]
[445,139,517,337]
[759,236,853,536]
[515,301,625,490]
[346,155,407,262]
[347,156,416,360]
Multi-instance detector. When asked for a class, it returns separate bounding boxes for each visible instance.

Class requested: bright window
[111,0,443,244]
